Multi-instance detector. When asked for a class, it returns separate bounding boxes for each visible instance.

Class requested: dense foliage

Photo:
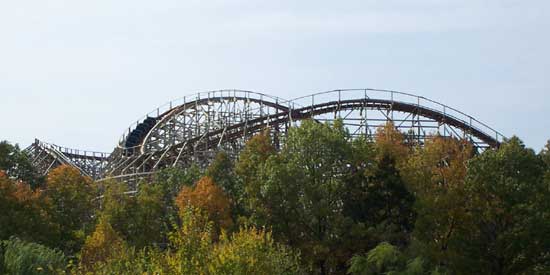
[1,237,66,275]
[1,121,549,274]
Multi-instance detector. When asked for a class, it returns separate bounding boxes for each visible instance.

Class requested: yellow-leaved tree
[46,165,97,253]
[374,122,410,166]
[209,227,302,275]
[79,218,127,272]
[401,136,474,266]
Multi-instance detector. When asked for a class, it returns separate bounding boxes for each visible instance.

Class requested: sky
[1,0,549,153]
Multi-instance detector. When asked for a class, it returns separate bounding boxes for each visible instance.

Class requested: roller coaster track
[26,89,505,182]
[25,139,109,179]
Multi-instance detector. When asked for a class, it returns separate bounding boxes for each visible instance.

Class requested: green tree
[206,151,243,219]
[359,154,416,245]
[235,130,276,223]
[540,140,550,169]
[2,237,66,275]
[134,183,166,247]
[97,182,136,244]
[98,181,166,248]
[348,243,405,275]
[339,137,416,270]
[154,164,202,200]
[454,137,550,274]
[206,151,238,199]
[351,122,416,247]
[0,141,43,188]
[242,120,351,273]
[348,242,445,275]
[153,165,202,229]
[235,131,276,186]
[337,138,379,263]
[239,121,419,273]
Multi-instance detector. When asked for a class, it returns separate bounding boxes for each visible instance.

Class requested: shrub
[2,237,66,275]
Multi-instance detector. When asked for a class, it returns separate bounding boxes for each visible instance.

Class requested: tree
[360,154,416,245]
[154,165,202,202]
[72,246,169,275]
[401,136,474,266]
[540,140,550,169]
[245,153,304,249]
[348,243,405,275]
[0,173,56,247]
[339,137,416,268]
[79,218,127,272]
[0,141,43,188]
[206,151,244,219]
[45,165,96,254]
[348,243,445,275]
[454,137,550,274]
[241,120,353,273]
[2,237,66,275]
[97,182,137,243]
[134,183,166,248]
[98,181,166,248]
[235,131,276,185]
[206,151,238,199]
[238,120,419,273]
[235,131,276,220]
[209,227,302,275]
[166,206,213,274]
[175,176,233,236]
[374,123,410,166]
[148,165,203,240]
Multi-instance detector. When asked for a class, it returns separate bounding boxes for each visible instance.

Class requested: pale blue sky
[1,0,548,152]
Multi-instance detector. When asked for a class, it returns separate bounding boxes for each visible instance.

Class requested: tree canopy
[1,124,550,274]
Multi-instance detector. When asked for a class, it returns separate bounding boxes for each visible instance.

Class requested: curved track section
[104,90,294,178]
[26,89,504,183]
[102,89,503,181]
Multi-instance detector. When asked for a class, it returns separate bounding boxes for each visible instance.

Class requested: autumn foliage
[0,171,54,246]
[175,176,233,233]
[374,122,410,163]
[2,122,550,274]
[79,218,127,271]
